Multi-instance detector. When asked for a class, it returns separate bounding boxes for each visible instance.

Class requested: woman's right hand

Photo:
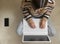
[27,18,36,29]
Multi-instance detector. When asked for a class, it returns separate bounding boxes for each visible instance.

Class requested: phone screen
[4,18,9,26]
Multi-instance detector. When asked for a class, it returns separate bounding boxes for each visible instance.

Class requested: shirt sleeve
[21,0,32,21]
[45,0,55,12]
[42,0,55,19]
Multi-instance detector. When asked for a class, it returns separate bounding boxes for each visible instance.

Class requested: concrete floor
[0,0,60,44]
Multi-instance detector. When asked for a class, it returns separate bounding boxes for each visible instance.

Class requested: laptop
[22,18,51,43]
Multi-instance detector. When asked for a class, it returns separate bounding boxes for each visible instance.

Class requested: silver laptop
[22,18,51,43]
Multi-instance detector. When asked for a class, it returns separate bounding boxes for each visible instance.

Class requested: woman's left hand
[39,17,47,29]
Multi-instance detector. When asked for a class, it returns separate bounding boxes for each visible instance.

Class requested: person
[17,0,56,37]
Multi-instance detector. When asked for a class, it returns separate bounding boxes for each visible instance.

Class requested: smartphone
[4,18,9,26]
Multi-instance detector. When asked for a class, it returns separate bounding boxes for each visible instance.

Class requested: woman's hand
[39,17,47,29]
[27,18,36,29]
[26,17,47,29]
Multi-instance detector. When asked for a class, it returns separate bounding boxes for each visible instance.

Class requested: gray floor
[0,0,60,44]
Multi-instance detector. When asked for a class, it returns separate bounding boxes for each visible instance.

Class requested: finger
[40,24,45,29]
[30,22,36,28]
[41,25,45,29]
[40,24,44,29]
[39,21,45,29]
[39,21,42,28]
[28,19,36,29]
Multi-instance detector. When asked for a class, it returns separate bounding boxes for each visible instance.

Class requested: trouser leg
[17,21,23,36]
[48,18,56,37]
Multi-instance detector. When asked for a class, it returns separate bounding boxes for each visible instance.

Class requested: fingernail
[39,26,43,29]
[32,25,36,29]
[32,26,36,29]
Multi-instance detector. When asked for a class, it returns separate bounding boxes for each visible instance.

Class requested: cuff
[24,15,32,21]
[42,13,50,19]
[22,7,32,21]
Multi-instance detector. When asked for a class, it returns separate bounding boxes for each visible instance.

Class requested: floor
[0,0,60,44]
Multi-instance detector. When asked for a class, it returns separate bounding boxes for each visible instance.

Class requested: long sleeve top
[21,0,55,20]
